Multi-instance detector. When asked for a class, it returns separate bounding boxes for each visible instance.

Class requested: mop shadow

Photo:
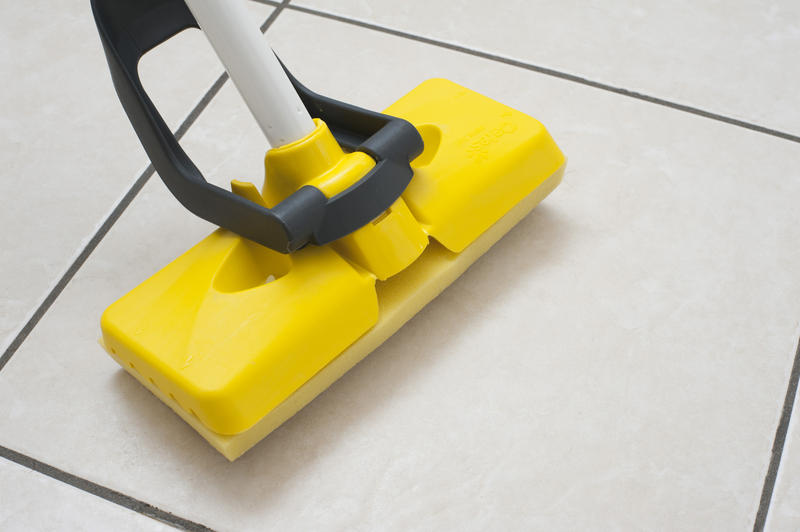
[112,202,576,512]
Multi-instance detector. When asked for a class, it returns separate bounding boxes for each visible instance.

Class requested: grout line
[275,2,800,145]
[260,0,290,31]
[0,3,290,529]
[753,336,800,531]
[0,445,215,532]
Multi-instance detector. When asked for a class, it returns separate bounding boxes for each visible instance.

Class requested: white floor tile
[293,0,800,136]
[0,1,273,353]
[1,8,799,531]
[0,458,171,531]
[766,381,800,531]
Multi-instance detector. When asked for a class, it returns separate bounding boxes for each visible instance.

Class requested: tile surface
[0,459,170,531]
[1,9,799,531]
[0,1,273,353]
[294,0,800,137]
[767,380,800,531]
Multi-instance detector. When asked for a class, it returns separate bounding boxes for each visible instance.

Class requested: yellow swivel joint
[262,118,428,280]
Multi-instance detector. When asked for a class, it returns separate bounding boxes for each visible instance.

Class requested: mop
[92,0,565,460]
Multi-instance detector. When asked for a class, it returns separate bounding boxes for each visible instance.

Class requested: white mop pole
[184,0,316,148]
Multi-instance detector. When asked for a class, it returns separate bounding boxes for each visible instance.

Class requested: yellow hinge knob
[261,118,428,280]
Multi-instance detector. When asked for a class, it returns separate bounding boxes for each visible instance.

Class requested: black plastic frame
[91,0,423,252]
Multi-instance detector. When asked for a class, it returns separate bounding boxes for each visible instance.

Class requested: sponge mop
[92,0,565,460]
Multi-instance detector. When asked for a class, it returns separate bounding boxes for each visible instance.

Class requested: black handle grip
[91,0,422,253]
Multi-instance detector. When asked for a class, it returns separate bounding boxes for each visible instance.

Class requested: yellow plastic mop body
[101,79,565,460]
[92,0,564,460]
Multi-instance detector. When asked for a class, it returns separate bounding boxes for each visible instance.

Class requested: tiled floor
[1,1,799,530]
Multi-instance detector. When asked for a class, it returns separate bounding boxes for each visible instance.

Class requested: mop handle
[184,0,316,148]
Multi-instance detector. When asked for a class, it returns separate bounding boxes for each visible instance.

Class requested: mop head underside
[100,79,566,460]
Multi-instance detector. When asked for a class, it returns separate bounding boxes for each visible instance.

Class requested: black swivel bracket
[91,0,423,253]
